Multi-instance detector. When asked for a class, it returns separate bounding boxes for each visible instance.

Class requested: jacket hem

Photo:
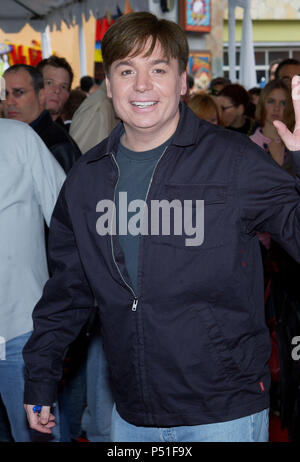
[117,395,270,427]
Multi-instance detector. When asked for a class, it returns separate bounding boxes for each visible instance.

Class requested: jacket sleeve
[238,137,300,261]
[23,181,95,406]
[50,140,82,174]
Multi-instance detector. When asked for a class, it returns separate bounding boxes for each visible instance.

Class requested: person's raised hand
[273,75,300,151]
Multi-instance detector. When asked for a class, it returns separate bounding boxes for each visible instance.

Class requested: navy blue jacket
[23,103,300,426]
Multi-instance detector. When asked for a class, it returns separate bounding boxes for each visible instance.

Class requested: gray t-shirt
[115,139,170,293]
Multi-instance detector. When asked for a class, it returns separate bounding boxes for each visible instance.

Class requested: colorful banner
[94,16,115,82]
[0,41,42,69]
[94,1,133,81]
[188,51,212,90]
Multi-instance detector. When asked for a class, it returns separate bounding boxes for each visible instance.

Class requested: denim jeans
[0,332,60,442]
[81,320,114,442]
[58,334,88,442]
[111,406,269,442]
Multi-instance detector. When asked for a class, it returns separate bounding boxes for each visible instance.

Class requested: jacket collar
[30,109,53,131]
[86,101,202,164]
[172,101,205,147]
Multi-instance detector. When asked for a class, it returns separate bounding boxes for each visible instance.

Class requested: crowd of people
[1,11,300,443]
[186,56,300,442]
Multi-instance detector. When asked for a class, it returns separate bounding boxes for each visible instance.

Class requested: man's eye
[121,70,133,76]
[154,68,165,74]
[12,89,25,97]
[61,84,68,91]
[45,80,53,86]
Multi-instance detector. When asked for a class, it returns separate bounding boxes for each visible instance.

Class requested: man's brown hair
[102,12,189,75]
[36,55,74,89]
[4,64,44,94]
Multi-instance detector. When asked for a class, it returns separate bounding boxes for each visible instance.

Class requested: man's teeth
[132,101,156,108]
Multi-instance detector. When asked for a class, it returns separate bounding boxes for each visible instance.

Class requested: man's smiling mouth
[131,101,157,108]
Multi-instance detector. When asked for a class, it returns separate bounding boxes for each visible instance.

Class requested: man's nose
[52,82,61,94]
[133,70,153,92]
[5,91,16,105]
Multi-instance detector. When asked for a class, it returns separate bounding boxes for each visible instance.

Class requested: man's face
[41,65,70,119]
[3,69,44,123]
[277,64,300,88]
[105,40,187,147]
[217,95,242,128]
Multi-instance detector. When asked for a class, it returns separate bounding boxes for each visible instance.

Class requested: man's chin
[47,106,60,116]
[7,114,22,122]
[47,108,61,121]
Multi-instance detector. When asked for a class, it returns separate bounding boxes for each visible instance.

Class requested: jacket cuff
[24,379,58,406]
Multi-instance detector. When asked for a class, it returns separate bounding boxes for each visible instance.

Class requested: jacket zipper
[111,144,169,423]
[143,145,169,208]
[110,145,169,311]
[111,153,138,311]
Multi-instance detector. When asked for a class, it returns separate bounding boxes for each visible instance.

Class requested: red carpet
[269,412,290,442]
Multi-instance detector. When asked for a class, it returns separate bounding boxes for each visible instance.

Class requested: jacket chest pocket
[149,183,227,250]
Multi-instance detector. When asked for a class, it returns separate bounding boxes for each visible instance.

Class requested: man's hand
[273,75,300,151]
[24,404,56,434]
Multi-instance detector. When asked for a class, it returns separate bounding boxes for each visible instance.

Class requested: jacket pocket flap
[164,184,227,204]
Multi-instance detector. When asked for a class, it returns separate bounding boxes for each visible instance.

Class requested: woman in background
[251,79,299,442]
[188,91,223,125]
[250,79,294,173]
[217,83,256,135]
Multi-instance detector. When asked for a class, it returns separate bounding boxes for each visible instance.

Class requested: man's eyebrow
[114,58,170,68]
[6,86,25,92]
[114,60,133,69]
[151,59,170,65]
[44,77,69,84]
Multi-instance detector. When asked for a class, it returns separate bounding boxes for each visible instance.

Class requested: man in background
[275,58,300,88]
[3,64,81,173]
[70,80,119,154]
[37,55,73,127]
[0,119,65,441]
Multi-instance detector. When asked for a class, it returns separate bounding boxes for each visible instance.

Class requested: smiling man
[105,38,186,151]
[23,12,300,442]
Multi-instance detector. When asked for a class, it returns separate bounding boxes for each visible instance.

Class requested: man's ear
[180,71,188,97]
[38,88,46,108]
[236,104,245,116]
[105,75,112,99]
